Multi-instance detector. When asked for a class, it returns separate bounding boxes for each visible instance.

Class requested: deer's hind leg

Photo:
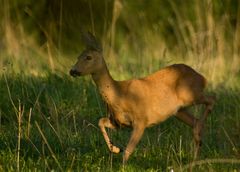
[175,108,197,128]
[175,109,200,146]
[193,95,215,148]
[98,117,121,154]
[176,95,215,156]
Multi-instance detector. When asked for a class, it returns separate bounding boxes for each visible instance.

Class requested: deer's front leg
[98,117,121,154]
[123,124,145,164]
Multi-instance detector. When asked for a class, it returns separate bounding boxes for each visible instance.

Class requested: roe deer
[70,32,215,164]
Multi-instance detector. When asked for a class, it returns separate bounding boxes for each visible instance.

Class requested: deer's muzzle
[69,69,81,77]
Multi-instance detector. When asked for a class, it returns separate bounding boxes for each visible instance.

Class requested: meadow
[0,0,240,171]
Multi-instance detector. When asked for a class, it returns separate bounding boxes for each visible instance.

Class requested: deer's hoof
[111,145,121,154]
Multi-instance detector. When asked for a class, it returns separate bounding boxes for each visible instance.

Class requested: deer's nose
[69,69,81,77]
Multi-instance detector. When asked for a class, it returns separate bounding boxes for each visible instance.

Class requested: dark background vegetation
[0,0,240,171]
[2,0,239,53]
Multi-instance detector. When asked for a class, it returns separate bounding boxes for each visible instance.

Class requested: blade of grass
[3,73,18,114]
[35,121,63,172]
[182,158,240,171]
[17,100,24,172]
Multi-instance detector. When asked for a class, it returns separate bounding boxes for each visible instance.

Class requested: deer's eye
[85,56,92,61]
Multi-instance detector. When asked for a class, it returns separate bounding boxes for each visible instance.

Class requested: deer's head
[70,32,104,77]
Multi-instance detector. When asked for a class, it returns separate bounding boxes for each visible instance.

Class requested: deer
[69,32,215,164]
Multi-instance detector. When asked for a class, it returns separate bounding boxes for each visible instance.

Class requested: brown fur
[70,32,215,164]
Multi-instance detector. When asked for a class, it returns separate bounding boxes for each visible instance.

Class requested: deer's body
[95,63,205,128]
[70,32,215,164]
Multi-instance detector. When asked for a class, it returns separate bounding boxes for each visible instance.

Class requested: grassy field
[0,0,240,171]
[1,72,240,171]
[0,73,240,171]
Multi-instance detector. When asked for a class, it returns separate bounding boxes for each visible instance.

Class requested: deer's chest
[107,104,132,128]
[100,89,132,127]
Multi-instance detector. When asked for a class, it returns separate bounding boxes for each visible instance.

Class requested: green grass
[0,72,239,171]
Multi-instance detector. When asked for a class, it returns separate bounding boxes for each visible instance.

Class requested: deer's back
[124,63,206,93]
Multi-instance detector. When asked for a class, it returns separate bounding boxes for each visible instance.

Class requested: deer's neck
[92,62,118,104]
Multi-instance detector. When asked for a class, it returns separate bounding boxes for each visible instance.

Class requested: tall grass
[108,0,240,89]
[0,0,240,171]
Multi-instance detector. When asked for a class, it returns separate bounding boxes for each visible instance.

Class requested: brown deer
[69,32,215,164]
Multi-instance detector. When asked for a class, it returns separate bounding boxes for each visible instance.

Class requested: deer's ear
[82,32,102,52]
